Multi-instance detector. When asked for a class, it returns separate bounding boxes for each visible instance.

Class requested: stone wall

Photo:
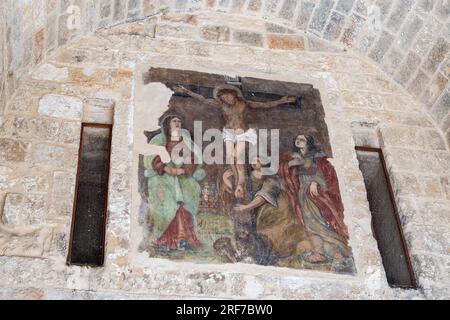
[0,13,448,299]
[0,0,449,147]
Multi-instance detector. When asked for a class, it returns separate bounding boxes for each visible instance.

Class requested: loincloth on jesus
[222,128,257,145]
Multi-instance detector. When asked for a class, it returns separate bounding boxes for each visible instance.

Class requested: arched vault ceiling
[0,0,449,143]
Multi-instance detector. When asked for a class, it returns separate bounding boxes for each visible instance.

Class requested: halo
[213,84,244,100]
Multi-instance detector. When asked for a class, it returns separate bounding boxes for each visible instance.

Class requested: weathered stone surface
[441,176,450,200]
[155,24,197,39]
[385,0,414,33]
[397,15,423,50]
[27,143,75,169]
[382,46,404,76]
[0,139,28,162]
[394,51,421,85]
[296,0,316,29]
[33,28,45,65]
[52,172,75,197]
[323,11,346,41]
[369,31,394,63]
[278,0,297,21]
[38,94,83,120]
[232,30,263,47]
[340,13,365,47]
[0,225,53,258]
[200,25,230,42]
[113,0,127,23]
[430,90,450,124]
[412,17,442,57]
[421,72,448,107]
[32,64,69,81]
[267,34,305,50]
[423,37,449,75]
[20,175,50,194]
[336,0,355,14]
[341,91,383,109]
[230,0,246,13]
[309,0,335,33]
[433,0,450,22]
[247,0,262,12]
[407,69,430,97]
[264,0,280,15]
[2,193,46,226]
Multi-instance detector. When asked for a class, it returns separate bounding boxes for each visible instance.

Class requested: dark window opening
[355,146,417,289]
[67,123,112,267]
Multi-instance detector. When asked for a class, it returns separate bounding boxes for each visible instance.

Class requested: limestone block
[0,224,53,258]
[412,18,443,57]
[441,177,450,200]
[390,172,421,197]
[407,70,430,98]
[2,193,46,226]
[232,30,263,47]
[382,46,405,76]
[430,90,450,124]
[341,91,383,109]
[369,31,394,63]
[423,37,449,75]
[0,139,28,162]
[57,121,81,144]
[412,253,445,283]
[264,0,279,15]
[38,94,83,120]
[421,129,447,151]
[33,29,45,65]
[247,0,262,12]
[20,175,50,194]
[385,0,414,33]
[156,24,198,39]
[278,0,297,21]
[433,0,450,22]
[421,73,448,107]
[200,25,230,42]
[266,34,305,50]
[341,13,365,47]
[27,143,76,169]
[113,0,127,23]
[48,196,74,222]
[379,126,424,149]
[323,11,346,41]
[394,51,421,85]
[32,64,69,81]
[28,118,61,142]
[335,0,355,14]
[397,15,423,50]
[296,0,316,30]
[308,0,334,33]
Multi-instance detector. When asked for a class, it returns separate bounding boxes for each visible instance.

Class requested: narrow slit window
[68,123,112,267]
[355,146,417,289]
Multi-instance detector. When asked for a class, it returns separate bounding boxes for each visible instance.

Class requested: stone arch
[0,5,449,300]
[0,1,449,145]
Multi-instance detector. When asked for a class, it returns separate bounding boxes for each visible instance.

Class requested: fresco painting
[136,68,355,274]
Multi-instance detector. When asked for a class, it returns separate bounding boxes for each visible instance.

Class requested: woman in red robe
[278,134,351,264]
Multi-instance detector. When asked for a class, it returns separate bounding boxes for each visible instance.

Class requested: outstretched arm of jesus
[173,86,221,107]
[248,96,296,109]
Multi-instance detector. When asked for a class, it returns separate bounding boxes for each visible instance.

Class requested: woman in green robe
[143,113,206,250]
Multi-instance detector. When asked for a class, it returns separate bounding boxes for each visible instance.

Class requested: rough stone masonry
[0,2,448,300]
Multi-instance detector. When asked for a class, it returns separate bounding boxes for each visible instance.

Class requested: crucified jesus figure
[174,84,296,199]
